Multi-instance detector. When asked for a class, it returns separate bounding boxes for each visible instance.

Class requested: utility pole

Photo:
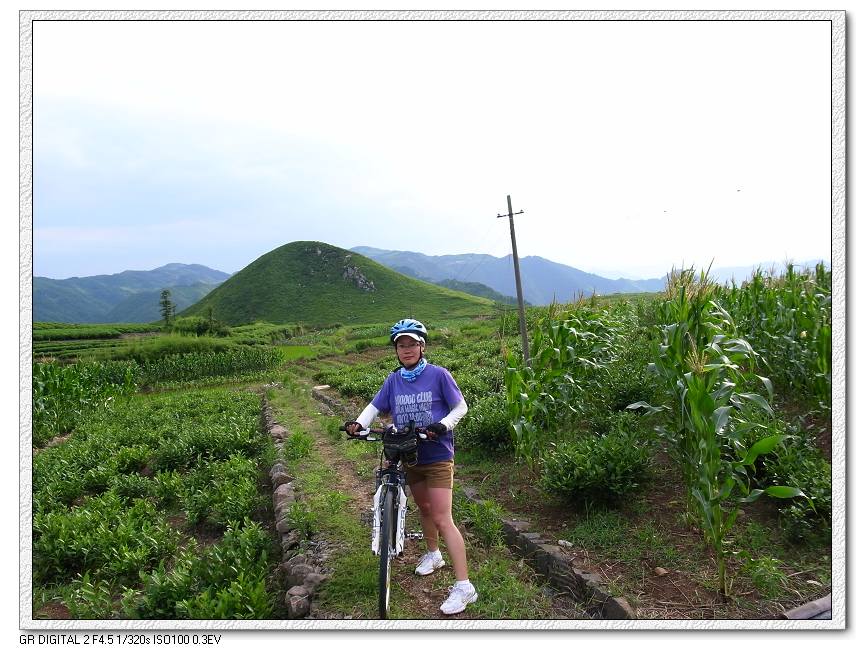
[497,195,530,366]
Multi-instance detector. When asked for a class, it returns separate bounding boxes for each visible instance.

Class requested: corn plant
[630,268,808,597]
[505,304,628,463]
[721,263,831,411]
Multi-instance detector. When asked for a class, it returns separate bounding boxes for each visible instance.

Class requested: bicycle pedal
[405,531,424,540]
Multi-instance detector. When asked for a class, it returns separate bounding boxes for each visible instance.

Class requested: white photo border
[19,8,847,632]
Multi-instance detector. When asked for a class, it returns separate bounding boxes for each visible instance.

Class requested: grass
[277,345,320,362]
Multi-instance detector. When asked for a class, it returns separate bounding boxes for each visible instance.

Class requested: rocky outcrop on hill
[342,261,376,292]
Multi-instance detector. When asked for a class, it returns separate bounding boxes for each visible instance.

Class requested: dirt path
[292,384,480,619]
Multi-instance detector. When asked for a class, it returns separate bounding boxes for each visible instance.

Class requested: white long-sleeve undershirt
[354,398,468,432]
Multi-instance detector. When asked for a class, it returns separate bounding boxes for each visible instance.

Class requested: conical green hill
[180,241,495,326]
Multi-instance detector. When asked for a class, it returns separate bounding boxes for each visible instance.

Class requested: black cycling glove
[426,422,448,438]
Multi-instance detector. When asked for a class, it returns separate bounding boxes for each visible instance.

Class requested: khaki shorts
[405,460,454,490]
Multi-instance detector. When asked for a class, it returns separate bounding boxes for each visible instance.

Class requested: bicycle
[341,420,429,619]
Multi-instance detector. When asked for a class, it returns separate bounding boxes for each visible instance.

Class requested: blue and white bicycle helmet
[390,318,428,343]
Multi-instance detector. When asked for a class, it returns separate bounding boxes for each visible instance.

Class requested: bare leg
[409,481,440,552]
[426,487,468,581]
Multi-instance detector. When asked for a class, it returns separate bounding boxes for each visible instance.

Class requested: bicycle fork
[369,483,408,555]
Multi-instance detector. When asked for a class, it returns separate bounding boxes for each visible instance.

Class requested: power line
[453,221,513,286]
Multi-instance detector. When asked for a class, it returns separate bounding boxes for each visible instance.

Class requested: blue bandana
[399,358,428,383]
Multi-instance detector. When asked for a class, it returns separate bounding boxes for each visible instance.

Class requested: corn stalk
[721,263,831,411]
[505,304,628,464]
[630,268,807,597]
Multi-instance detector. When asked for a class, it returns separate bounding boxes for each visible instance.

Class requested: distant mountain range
[352,247,666,305]
[34,246,830,325]
[34,263,229,323]
[353,247,831,305]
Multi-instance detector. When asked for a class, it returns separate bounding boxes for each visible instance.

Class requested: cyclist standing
[346,318,477,615]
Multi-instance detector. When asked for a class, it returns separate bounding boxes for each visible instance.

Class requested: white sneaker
[415,550,445,576]
[440,582,478,615]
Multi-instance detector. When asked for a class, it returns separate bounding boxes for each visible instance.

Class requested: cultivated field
[30,264,832,620]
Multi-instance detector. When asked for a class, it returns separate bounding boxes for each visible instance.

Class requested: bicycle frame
[343,422,428,618]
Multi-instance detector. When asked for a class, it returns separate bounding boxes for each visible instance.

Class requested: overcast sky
[31,16,833,280]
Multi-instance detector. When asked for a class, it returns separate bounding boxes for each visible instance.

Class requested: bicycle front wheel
[378,487,395,619]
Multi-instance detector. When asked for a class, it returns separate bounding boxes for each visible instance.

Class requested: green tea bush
[63,573,116,619]
[457,395,511,453]
[182,455,263,528]
[108,473,155,503]
[603,339,660,413]
[540,413,653,505]
[172,316,230,338]
[33,492,180,583]
[353,339,375,353]
[125,521,275,619]
[175,571,273,619]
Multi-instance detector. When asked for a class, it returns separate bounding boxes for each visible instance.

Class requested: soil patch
[34,601,71,620]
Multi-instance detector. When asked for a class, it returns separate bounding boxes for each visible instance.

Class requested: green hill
[180,241,495,326]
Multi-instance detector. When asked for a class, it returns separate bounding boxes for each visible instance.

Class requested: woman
[345,318,477,615]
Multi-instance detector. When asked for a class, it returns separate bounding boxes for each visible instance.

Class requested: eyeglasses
[396,342,421,350]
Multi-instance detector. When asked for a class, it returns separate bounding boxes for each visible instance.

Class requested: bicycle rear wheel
[378,487,395,619]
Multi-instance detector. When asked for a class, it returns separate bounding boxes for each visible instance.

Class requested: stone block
[270,425,289,439]
[276,518,292,534]
[281,530,301,553]
[272,469,292,487]
[601,596,636,620]
[282,554,308,571]
[286,563,315,586]
[269,463,287,478]
[285,587,310,619]
[303,572,327,591]
[274,482,295,499]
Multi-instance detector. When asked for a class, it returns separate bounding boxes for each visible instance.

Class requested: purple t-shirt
[371,364,464,465]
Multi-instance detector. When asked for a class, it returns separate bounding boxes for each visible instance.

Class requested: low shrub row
[33,389,280,619]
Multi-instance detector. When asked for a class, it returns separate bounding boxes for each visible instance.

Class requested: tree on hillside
[159,289,175,327]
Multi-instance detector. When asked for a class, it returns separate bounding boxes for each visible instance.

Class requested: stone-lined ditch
[260,394,330,618]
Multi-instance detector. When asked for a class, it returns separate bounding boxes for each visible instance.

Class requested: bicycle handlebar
[340,423,429,440]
